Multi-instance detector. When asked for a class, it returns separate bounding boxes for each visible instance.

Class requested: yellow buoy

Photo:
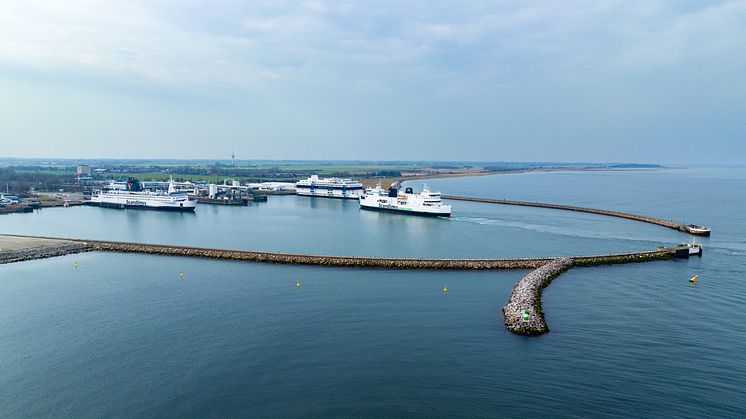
[296,280,301,288]
[443,284,447,294]
[179,272,184,279]
[689,275,698,283]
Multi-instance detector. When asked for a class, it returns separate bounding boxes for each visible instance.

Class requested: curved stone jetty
[443,195,710,236]
[86,240,552,269]
[0,234,678,269]
[82,240,675,269]
[502,258,574,335]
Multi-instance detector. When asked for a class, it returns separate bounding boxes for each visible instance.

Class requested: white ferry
[295,175,363,199]
[90,179,197,211]
[685,224,711,236]
[359,184,451,217]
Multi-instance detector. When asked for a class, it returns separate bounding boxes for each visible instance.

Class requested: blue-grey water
[1,168,744,417]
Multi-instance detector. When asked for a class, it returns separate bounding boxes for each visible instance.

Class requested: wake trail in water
[452,216,679,245]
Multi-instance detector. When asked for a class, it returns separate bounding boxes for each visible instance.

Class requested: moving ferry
[359,184,451,217]
[90,178,197,211]
[295,175,363,199]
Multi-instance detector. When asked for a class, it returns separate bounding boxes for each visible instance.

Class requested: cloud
[1,0,743,92]
[0,0,743,163]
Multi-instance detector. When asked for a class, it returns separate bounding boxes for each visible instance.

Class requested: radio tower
[231,151,235,167]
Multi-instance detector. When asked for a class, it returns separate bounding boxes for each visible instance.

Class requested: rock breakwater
[87,240,551,270]
[0,241,90,264]
[0,235,676,270]
[502,258,574,335]
[443,195,710,236]
[0,234,685,336]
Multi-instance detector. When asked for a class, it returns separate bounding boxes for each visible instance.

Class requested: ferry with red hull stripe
[359,184,451,217]
[90,179,197,211]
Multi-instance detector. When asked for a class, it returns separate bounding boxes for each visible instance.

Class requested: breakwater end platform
[443,195,711,236]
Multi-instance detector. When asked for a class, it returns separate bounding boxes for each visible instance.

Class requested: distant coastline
[0,158,665,195]
[363,164,667,188]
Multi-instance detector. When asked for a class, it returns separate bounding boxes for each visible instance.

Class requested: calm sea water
[1,168,744,417]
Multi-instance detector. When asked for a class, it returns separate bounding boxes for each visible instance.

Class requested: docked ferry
[295,175,363,199]
[685,224,711,236]
[89,178,197,211]
[359,184,451,217]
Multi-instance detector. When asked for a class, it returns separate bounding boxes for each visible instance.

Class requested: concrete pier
[443,195,710,236]
[502,258,574,335]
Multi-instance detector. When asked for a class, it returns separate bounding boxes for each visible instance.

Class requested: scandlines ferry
[90,179,197,211]
[295,175,364,199]
[359,184,451,217]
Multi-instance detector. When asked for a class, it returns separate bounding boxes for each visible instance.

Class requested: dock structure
[443,195,711,236]
[194,196,247,206]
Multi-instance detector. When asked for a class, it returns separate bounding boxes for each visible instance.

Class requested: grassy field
[110,173,253,183]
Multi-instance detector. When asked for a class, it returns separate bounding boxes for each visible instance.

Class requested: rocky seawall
[502,258,574,335]
[86,240,552,270]
[443,195,709,236]
[572,250,674,266]
[0,241,90,264]
[0,235,677,270]
[85,241,677,270]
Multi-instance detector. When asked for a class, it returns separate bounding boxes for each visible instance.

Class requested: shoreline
[362,166,669,188]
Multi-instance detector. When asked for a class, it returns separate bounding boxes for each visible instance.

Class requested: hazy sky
[0,1,744,163]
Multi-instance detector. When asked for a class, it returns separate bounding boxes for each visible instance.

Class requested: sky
[0,0,744,163]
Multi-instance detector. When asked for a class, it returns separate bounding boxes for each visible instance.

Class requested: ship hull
[90,201,196,211]
[296,189,361,199]
[359,203,451,217]
[295,175,364,199]
[90,194,197,211]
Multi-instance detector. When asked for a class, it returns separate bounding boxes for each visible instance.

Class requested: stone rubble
[502,257,574,335]
[0,242,91,264]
